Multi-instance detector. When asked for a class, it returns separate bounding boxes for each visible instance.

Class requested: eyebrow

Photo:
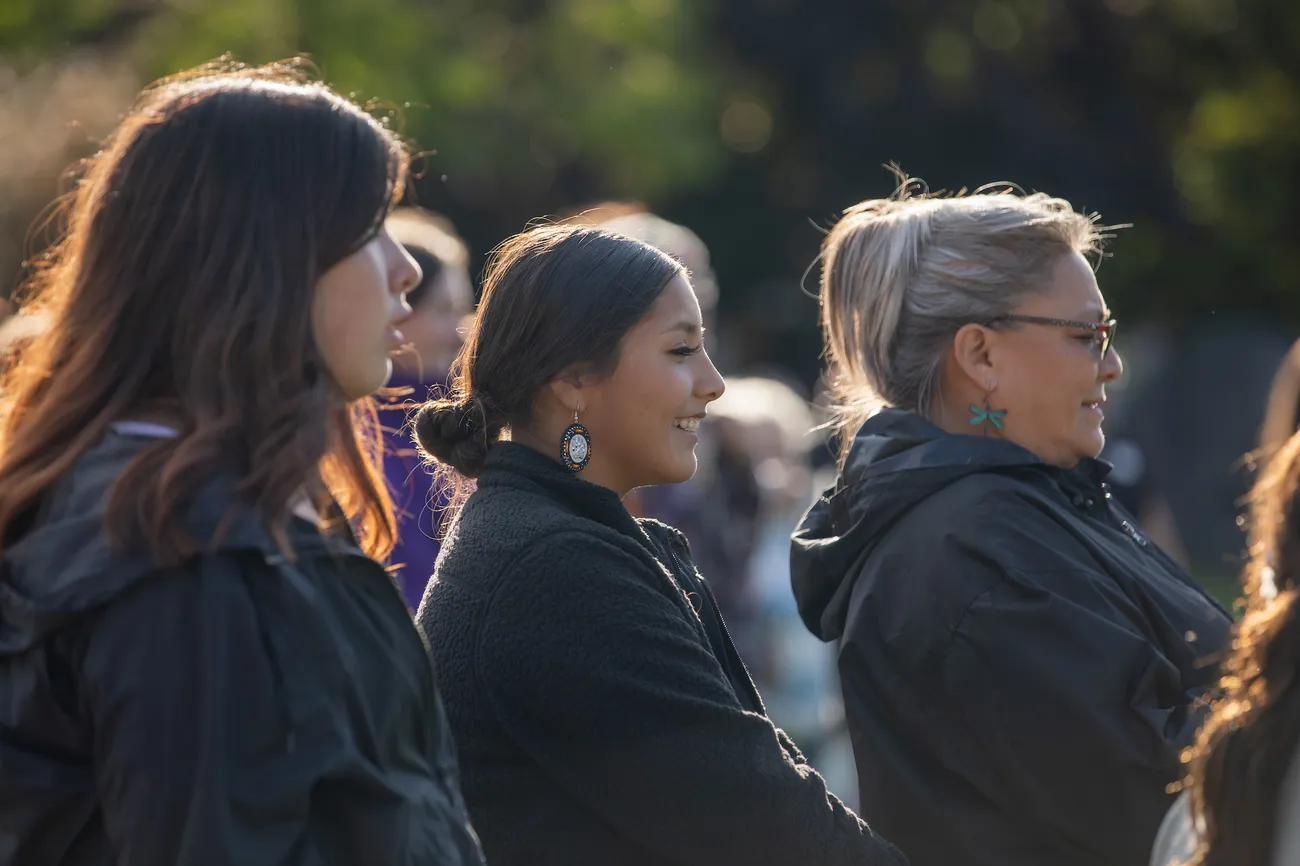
[662,320,704,337]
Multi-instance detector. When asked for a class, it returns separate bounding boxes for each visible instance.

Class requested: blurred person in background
[1149,422,1300,865]
[378,206,473,609]
[1102,433,1190,570]
[710,375,858,801]
[415,224,904,866]
[0,309,48,376]
[792,176,1232,866]
[0,61,484,865]
[1259,336,1300,460]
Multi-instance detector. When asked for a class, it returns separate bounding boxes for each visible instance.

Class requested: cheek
[632,360,692,417]
[399,312,437,347]
[431,312,466,345]
[1050,356,1099,429]
[1002,348,1088,417]
[598,359,689,438]
[315,264,388,344]
[312,256,392,394]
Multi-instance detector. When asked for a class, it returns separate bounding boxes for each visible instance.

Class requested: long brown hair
[1185,430,1300,864]
[0,59,407,564]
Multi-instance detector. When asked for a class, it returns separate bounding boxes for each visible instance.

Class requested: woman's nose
[1100,347,1123,382]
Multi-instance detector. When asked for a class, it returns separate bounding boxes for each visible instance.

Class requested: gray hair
[820,174,1111,459]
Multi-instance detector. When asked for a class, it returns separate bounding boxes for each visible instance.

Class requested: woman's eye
[671,345,702,357]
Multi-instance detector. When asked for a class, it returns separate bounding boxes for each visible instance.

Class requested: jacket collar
[478,442,643,537]
[475,442,694,559]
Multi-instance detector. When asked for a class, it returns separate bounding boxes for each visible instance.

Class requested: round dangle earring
[560,409,591,473]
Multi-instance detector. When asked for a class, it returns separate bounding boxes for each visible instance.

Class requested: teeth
[674,418,701,432]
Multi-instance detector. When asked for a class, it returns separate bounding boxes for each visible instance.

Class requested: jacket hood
[791,409,1056,642]
[0,429,283,655]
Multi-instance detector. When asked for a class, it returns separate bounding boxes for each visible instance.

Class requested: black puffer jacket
[791,410,1232,866]
[0,428,484,866]
[420,441,905,866]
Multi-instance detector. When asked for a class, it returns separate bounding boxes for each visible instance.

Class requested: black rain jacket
[0,428,484,866]
[791,410,1232,866]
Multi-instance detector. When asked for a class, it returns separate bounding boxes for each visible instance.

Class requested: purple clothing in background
[378,369,451,610]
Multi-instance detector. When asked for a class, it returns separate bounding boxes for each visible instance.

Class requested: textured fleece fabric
[418,441,905,866]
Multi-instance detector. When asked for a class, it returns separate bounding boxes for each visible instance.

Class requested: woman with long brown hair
[1150,430,1300,865]
[0,60,483,865]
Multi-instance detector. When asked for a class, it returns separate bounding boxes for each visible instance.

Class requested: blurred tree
[0,50,139,297]
[687,0,1300,340]
[0,0,730,295]
[4,0,1300,334]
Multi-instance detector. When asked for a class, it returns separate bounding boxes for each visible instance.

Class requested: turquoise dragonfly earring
[968,400,1006,435]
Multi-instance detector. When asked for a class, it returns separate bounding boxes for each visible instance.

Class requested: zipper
[1118,518,1149,546]
[1066,474,1149,548]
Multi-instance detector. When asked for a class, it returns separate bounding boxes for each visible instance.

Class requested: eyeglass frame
[985,314,1117,359]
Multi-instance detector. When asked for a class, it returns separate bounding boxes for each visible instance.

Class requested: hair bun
[413,396,502,478]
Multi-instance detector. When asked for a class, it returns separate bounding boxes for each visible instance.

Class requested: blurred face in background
[393,245,473,380]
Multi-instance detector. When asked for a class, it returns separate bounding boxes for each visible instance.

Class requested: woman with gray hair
[790,176,1232,866]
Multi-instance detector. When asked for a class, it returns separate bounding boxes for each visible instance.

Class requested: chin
[337,365,392,402]
[657,453,699,486]
[1078,430,1106,460]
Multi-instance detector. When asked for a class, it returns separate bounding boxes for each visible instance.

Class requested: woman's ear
[547,366,588,414]
[951,324,998,393]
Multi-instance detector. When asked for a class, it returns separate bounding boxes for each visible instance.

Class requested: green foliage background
[3,0,1300,378]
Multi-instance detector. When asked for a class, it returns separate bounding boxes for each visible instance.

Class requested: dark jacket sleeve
[478,531,904,866]
[78,554,325,865]
[913,508,1207,863]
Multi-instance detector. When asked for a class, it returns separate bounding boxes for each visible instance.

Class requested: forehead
[1023,250,1106,317]
[641,273,701,324]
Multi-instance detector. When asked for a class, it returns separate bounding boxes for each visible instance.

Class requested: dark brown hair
[0,58,408,563]
[413,224,682,483]
[1184,431,1300,865]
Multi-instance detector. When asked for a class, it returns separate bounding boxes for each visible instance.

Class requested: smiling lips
[674,416,702,432]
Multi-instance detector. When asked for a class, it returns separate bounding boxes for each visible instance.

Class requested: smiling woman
[792,173,1232,866]
[411,224,904,866]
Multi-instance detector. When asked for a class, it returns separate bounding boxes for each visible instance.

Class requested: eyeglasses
[990,314,1117,359]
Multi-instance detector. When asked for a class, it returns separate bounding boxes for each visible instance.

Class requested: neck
[933,393,1009,441]
[511,424,632,499]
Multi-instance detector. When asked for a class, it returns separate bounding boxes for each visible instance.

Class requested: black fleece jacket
[418,441,905,866]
